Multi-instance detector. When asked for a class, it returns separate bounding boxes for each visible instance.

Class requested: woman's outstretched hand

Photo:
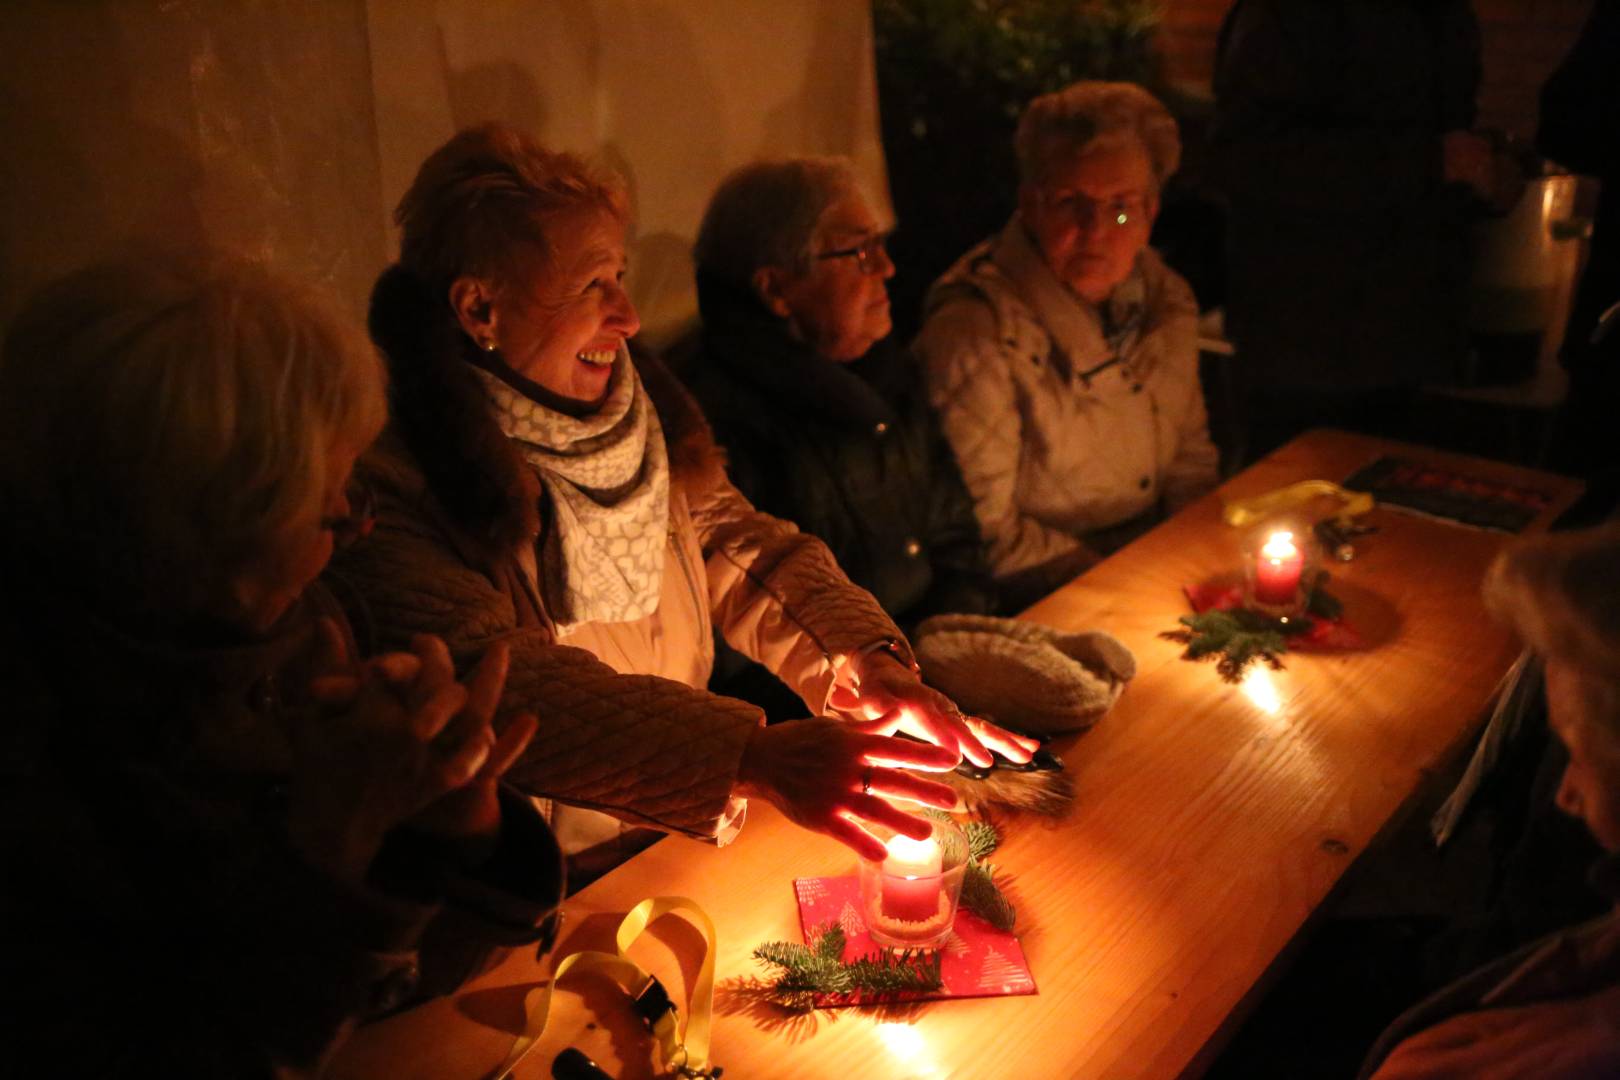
[829,649,1039,769]
[735,718,960,862]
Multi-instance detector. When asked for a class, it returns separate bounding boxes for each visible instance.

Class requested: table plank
[332,430,1582,1080]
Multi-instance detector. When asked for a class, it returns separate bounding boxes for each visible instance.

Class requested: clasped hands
[738,646,1038,862]
[284,619,534,884]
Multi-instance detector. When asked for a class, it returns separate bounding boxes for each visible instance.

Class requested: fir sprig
[1161,609,1291,682]
[927,811,1017,931]
[752,924,943,1010]
[1161,580,1344,683]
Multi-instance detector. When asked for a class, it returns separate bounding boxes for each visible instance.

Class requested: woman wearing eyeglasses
[915,82,1220,610]
[684,160,996,714]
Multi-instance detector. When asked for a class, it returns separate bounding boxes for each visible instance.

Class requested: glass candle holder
[1243,521,1315,618]
[857,818,969,950]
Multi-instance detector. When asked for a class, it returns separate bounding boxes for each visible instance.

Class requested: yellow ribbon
[491,895,719,1080]
[1221,480,1375,529]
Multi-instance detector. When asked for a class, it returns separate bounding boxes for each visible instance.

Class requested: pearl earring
[482,339,497,353]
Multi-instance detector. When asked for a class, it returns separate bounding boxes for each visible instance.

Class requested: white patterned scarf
[470,348,669,631]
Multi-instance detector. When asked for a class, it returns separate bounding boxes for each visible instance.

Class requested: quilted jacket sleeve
[1148,259,1221,511]
[683,454,914,717]
[328,450,759,842]
[914,297,1090,586]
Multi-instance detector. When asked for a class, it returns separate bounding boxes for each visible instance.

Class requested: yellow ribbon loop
[491,895,719,1080]
[1221,480,1375,529]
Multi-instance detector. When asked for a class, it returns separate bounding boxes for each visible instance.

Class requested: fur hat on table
[914,614,1137,735]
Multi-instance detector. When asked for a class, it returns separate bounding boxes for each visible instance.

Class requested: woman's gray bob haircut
[1016,81,1182,189]
[1485,523,1620,728]
[694,157,861,288]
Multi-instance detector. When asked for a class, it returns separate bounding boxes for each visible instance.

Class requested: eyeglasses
[814,232,892,275]
[1042,191,1148,229]
[320,480,376,550]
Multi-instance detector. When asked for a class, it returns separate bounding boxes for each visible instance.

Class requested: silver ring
[861,766,874,796]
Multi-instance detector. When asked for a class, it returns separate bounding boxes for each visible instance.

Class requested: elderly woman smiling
[337,125,1033,883]
[687,158,995,640]
[916,81,1220,607]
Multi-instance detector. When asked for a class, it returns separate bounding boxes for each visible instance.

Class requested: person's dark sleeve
[10,767,562,1080]
[1537,1,1620,179]
[909,400,997,622]
[1210,0,1450,213]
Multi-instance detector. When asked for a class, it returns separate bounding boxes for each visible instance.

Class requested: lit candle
[1253,530,1304,606]
[880,832,943,922]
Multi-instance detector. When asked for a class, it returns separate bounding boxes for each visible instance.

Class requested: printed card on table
[793,876,1037,1006]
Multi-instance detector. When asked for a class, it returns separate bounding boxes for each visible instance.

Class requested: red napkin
[793,875,1037,1006]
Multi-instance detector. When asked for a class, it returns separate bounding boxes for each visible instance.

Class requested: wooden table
[333,430,1583,1080]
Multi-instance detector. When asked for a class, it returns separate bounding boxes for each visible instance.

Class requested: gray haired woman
[687,157,995,641]
[1358,525,1620,1078]
[0,257,562,1074]
[915,81,1220,608]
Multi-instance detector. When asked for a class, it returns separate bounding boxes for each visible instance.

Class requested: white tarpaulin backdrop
[0,0,889,344]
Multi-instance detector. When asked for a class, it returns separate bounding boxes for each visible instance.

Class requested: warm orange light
[1241,666,1283,716]
[1261,530,1298,562]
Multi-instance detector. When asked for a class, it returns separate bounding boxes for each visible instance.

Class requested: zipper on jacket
[667,518,709,644]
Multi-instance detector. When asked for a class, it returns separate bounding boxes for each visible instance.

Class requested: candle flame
[1261,531,1297,560]
[886,833,938,861]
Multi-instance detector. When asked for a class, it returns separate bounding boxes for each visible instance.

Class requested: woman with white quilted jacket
[915,82,1220,610]
[332,125,1036,886]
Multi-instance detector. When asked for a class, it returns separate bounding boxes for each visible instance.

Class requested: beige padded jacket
[915,216,1220,599]
[329,360,910,857]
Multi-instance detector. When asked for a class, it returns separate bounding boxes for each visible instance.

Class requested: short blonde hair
[1485,524,1620,729]
[1016,81,1181,189]
[395,123,629,297]
[694,157,861,286]
[0,255,386,617]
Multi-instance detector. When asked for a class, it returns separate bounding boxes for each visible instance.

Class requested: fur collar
[367,264,725,557]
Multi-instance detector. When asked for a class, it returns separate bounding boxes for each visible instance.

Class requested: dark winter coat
[1359,855,1620,1078]
[1211,0,1482,390]
[687,271,996,632]
[0,573,563,1078]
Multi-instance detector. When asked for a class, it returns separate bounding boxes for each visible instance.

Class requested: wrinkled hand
[736,718,961,862]
[404,639,537,846]
[829,650,1038,769]
[284,621,503,883]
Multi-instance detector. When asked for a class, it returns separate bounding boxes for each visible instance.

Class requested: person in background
[1539,0,1620,482]
[0,257,563,1077]
[1211,0,1511,459]
[1358,525,1620,1078]
[684,158,996,715]
[915,81,1219,611]
[335,125,1035,885]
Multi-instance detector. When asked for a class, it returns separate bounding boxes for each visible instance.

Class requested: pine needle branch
[922,811,1015,929]
[752,923,943,1010]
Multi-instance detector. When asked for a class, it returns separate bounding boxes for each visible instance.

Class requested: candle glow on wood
[1253,529,1304,606]
[880,832,943,922]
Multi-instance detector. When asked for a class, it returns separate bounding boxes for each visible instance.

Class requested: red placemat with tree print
[793,876,1036,1006]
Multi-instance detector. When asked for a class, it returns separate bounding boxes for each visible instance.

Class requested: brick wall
[1156,0,1596,139]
